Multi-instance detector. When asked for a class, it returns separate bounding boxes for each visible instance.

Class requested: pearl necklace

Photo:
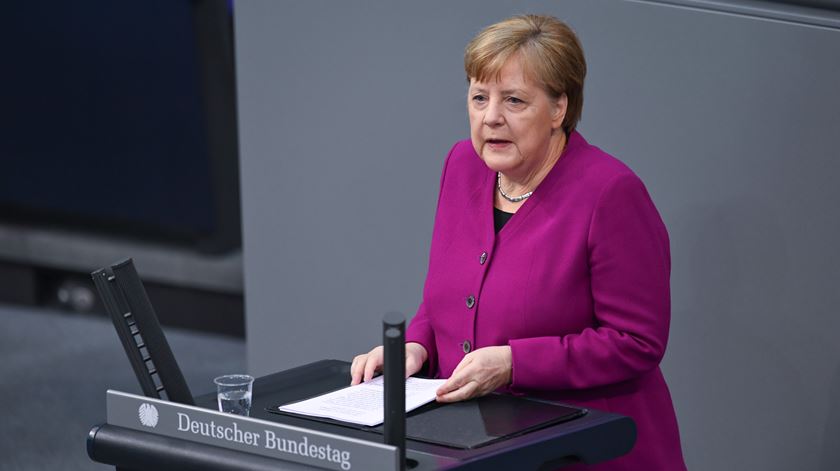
[497,172,532,203]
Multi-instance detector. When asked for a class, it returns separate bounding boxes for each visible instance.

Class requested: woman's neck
[495,131,567,212]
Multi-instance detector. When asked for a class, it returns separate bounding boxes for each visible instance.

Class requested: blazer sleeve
[405,142,459,378]
[509,172,671,391]
[405,301,438,377]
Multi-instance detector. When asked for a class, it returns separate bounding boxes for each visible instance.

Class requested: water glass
[214,374,254,416]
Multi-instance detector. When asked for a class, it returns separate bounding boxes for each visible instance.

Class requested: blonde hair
[464,14,587,133]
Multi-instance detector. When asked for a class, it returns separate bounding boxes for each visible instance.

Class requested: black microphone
[383,312,406,470]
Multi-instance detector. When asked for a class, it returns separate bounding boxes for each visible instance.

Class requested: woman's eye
[472,95,487,103]
[507,96,524,105]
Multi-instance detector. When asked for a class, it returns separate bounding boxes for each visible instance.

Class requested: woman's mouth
[486,139,512,149]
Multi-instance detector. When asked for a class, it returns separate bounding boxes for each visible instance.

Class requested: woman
[351,14,686,470]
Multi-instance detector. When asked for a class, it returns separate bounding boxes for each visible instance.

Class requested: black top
[493,207,515,233]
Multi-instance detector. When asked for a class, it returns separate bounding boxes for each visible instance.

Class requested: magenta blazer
[406,132,686,470]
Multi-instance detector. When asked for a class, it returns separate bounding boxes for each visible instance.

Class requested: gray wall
[235,1,840,469]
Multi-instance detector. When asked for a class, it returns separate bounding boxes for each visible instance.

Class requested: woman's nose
[483,100,504,127]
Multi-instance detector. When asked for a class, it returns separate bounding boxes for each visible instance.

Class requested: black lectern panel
[395,395,587,449]
[268,390,587,449]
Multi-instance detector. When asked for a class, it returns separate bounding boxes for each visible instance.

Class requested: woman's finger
[437,353,474,390]
[437,380,479,403]
[435,376,460,396]
[363,351,382,382]
[436,362,473,396]
[405,355,421,378]
[350,355,365,385]
[450,354,472,377]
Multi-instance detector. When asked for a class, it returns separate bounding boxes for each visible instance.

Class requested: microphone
[383,312,406,470]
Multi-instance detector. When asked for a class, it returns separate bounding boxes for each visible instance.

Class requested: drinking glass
[214,374,254,416]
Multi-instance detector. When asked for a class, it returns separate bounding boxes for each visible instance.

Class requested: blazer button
[466,295,476,309]
[462,340,472,353]
[479,252,488,265]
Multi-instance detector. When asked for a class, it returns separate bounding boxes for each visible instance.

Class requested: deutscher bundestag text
[177,412,352,470]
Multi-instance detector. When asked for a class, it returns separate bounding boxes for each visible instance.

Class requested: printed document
[277,376,447,426]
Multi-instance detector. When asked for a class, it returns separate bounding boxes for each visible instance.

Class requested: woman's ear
[552,93,568,129]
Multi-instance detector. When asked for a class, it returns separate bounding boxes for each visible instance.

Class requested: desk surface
[193,360,635,470]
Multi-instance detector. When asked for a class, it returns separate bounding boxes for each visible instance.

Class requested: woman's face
[468,54,567,179]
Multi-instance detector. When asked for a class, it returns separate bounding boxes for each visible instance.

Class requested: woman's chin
[480,153,519,174]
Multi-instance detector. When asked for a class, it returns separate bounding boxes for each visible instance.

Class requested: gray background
[235,1,840,469]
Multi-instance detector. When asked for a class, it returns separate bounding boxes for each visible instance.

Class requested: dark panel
[1,1,240,252]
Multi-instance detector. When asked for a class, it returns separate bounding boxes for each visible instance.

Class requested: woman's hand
[435,346,512,403]
[350,342,428,385]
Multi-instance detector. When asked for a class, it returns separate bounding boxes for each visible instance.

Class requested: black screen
[2,1,232,245]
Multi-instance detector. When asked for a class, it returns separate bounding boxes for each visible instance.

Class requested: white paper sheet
[277,376,447,426]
